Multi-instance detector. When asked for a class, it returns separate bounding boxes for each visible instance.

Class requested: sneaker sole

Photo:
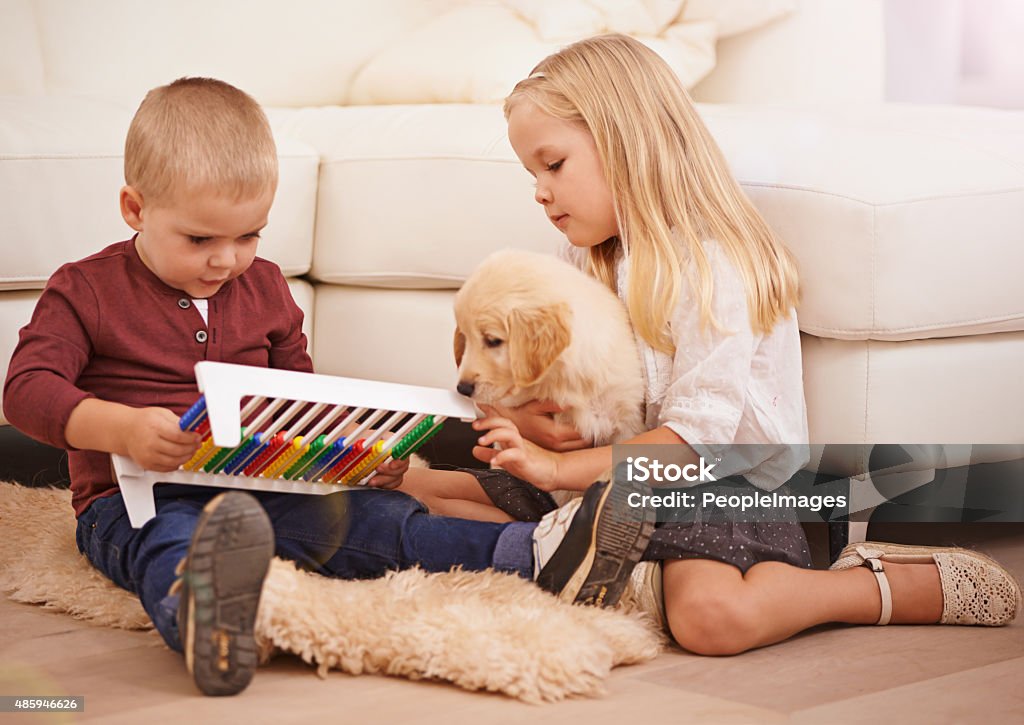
[184,492,274,696]
[559,478,655,607]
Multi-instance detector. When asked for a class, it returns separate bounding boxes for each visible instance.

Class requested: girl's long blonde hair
[504,34,799,353]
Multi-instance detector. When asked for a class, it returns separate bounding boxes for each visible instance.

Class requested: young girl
[392,34,1021,654]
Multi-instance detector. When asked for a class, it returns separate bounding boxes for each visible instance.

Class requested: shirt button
[178,298,191,309]
[195,330,208,343]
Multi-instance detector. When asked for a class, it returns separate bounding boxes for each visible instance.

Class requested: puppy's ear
[508,303,571,387]
[453,326,466,367]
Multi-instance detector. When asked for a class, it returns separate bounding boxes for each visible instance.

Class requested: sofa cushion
[312,286,459,389]
[271,104,566,288]
[504,0,796,41]
[680,0,797,39]
[13,0,459,107]
[0,0,45,94]
[286,102,1024,342]
[801,331,1024,445]
[311,287,1024,446]
[347,2,720,105]
[691,0,885,104]
[721,104,1024,341]
[0,97,319,290]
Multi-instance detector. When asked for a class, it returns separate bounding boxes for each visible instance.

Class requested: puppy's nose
[456,381,475,398]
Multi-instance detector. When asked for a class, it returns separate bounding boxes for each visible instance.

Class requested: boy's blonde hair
[504,34,800,353]
[125,77,278,204]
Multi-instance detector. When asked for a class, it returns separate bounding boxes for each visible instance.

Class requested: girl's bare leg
[662,558,943,656]
[396,467,512,522]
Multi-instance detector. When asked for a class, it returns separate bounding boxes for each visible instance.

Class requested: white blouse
[562,241,809,490]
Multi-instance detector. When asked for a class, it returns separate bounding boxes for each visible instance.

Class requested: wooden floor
[2,522,1022,724]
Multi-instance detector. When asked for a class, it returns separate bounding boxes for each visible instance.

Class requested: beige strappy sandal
[830,541,1022,626]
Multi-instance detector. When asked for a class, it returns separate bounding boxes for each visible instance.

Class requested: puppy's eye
[484,335,504,349]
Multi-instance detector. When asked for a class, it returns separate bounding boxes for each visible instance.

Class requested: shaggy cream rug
[0,482,663,702]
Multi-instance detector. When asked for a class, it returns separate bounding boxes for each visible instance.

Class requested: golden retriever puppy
[453,249,644,448]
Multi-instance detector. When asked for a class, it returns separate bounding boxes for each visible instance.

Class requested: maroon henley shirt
[3,238,313,516]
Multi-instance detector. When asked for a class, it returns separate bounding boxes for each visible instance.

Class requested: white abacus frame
[112,361,477,527]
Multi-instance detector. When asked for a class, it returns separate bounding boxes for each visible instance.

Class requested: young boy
[2,78,654,697]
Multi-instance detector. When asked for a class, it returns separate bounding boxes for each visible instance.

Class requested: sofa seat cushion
[282,103,1024,342]
[311,286,1024,446]
[311,285,459,389]
[801,331,1024,445]
[0,96,319,290]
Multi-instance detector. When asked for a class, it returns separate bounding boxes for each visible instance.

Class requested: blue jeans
[75,484,537,651]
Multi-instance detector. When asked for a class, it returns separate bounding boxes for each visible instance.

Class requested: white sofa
[2,1,1022,541]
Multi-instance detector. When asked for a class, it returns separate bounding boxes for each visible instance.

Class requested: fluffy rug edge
[0,482,663,702]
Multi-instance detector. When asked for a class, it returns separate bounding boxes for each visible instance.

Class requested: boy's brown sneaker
[170,491,274,696]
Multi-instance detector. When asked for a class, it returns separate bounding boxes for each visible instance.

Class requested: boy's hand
[122,407,201,472]
[490,400,589,452]
[366,457,411,490]
[472,404,560,491]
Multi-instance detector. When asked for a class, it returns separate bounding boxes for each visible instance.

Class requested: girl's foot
[830,541,1022,626]
[864,561,942,624]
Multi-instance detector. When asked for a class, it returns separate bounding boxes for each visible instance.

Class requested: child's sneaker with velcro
[533,465,655,607]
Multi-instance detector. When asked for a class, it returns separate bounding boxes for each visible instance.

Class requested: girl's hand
[472,405,561,491]
[122,407,200,472]
[491,400,590,452]
[366,457,411,490]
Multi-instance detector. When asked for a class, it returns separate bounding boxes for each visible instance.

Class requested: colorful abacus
[112,361,477,527]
